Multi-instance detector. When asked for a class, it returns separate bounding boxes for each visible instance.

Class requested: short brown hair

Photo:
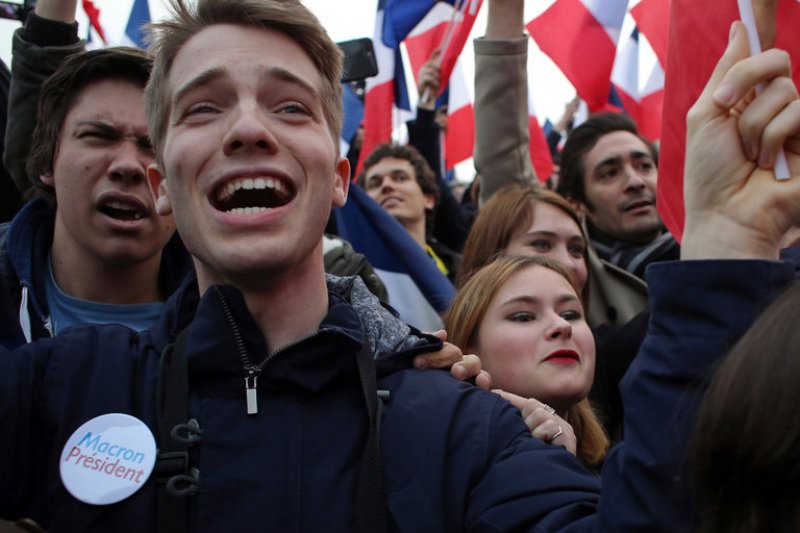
[26,47,152,201]
[557,112,658,209]
[144,0,343,163]
[356,143,440,231]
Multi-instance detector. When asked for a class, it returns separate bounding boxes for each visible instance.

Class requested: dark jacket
[1,259,792,531]
[0,197,192,348]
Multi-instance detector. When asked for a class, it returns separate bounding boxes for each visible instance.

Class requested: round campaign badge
[59,413,157,505]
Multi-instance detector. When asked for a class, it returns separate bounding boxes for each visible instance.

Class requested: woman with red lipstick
[456,184,646,442]
[446,255,609,468]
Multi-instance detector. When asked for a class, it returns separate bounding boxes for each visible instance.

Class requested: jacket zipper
[213,286,325,415]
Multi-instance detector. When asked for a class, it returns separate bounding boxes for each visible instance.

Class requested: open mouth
[212,177,294,215]
[99,199,147,221]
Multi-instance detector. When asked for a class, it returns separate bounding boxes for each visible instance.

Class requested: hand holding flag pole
[419,0,467,105]
[737,0,790,180]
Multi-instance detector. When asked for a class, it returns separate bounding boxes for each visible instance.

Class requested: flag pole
[737,0,790,180]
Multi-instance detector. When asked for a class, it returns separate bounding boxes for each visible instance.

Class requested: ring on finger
[549,426,564,442]
[542,404,555,415]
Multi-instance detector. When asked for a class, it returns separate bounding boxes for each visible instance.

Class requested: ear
[567,197,589,216]
[146,163,173,216]
[331,156,350,208]
[40,173,54,187]
[423,193,435,211]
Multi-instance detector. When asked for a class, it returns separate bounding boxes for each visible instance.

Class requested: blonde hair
[445,255,608,466]
[144,0,343,162]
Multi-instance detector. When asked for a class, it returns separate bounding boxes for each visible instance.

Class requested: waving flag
[610,27,664,140]
[528,93,555,181]
[404,1,483,170]
[359,0,482,174]
[440,62,475,169]
[630,0,670,68]
[657,0,800,241]
[335,185,454,331]
[81,0,107,44]
[527,0,628,112]
[123,0,151,48]
[358,0,413,175]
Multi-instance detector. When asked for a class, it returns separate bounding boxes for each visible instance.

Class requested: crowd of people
[0,0,799,531]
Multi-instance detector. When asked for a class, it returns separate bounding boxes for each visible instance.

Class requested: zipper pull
[245,371,258,415]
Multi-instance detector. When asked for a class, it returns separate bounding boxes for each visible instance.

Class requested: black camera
[0,0,35,22]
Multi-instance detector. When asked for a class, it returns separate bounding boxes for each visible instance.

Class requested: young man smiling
[1,1,799,531]
[357,143,460,282]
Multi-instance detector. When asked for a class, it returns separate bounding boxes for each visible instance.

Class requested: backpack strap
[155,328,200,533]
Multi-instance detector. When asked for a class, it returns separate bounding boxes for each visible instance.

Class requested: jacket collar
[151,273,441,395]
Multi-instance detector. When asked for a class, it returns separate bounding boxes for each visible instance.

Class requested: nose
[378,176,396,193]
[553,246,578,277]
[108,141,148,184]
[623,164,647,191]
[223,105,278,156]
[546,314,572,340]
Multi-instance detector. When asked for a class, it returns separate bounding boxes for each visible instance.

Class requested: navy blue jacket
[0,260,793,531]
[0,197,193,347]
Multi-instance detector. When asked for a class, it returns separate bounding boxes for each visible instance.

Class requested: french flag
[610,27,664,141]
[527,0,628,112]
[335,184,455,331]
[527,92,555,182]
[358,0,424,175]
[359,0,482,174]
[404,0,483,170]
[629,0,670,68]
[81,0,108,45]
[657,0,800,241]
[122,0,151,48]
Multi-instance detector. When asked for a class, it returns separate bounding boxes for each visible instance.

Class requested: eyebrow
[73,120,151,145]
[171,66,320,111]
[500,293,579,308]
[520,230,585,242]
[367,168,409,179]
[593,150,653,173]
[172,67,227,111]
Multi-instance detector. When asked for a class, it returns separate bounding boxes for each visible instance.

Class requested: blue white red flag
[81,0,107,44]
[404,1,481,170]
[610,27,664,140]
[122,0,151,49]
[527,0,629,112]
[630,0,670,68]
[357,0,417,175]
[359,0,482,174]
[335,184,454,331]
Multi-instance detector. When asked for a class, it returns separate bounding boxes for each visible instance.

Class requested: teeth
[227,207,271,215]
[216,177,287,203]
[108,200,136,212]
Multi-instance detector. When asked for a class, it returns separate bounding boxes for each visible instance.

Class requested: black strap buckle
[154,451,190,484]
